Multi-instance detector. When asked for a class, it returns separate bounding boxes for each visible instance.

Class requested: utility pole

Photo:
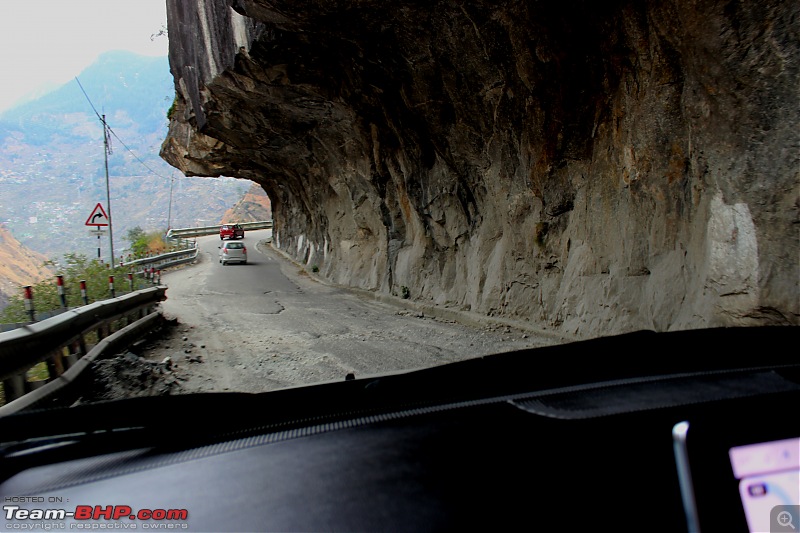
[102,114,115,265]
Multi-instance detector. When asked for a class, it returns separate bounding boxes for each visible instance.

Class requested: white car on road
[219,240,247,265]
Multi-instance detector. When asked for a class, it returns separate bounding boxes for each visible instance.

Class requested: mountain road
[137,229,559,395]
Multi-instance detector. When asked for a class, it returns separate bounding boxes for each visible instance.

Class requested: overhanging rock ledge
[160,0,799,337]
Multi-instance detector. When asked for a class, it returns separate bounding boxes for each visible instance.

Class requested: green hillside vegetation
[0,227,179,322]
[0,253,152,324]
[126,226,169,258]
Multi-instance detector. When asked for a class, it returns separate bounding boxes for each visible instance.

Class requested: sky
[0,0,169,113]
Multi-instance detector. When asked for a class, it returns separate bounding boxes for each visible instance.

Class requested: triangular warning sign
[85,203,109,226]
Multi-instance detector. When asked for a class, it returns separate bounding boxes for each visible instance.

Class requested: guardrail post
[25,379,47,393]
[109,275,116,299]
[65,340,83,369]
[56,275,67,310]
[80,279,89,305]
[2,375,26,403]
[23,286,35,322]
[46,348,65,380]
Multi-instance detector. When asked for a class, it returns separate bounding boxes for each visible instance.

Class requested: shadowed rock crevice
[161,0,799,337]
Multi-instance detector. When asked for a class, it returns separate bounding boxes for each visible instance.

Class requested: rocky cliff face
[161,0,799,337]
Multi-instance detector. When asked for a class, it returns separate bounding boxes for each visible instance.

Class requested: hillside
[220,182,272,224]
[0,226,53,309]
[0,51,252,261]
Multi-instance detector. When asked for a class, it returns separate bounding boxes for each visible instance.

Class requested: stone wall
[161,0,799,337]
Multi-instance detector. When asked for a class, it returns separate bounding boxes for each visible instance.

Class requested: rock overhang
[161,0,800,336]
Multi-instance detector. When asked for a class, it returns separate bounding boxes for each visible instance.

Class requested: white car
[219,240,247,265]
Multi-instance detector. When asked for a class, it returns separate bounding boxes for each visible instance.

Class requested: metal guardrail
[0,312,163,416]
[122,243,199,272]
[167,220,273,239]
[0,286,167,413]
[0,309,68,333]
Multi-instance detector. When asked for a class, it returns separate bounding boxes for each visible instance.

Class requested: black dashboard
[1,326,798,532]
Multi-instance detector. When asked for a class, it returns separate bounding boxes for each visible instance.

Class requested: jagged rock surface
[161,0,799,337]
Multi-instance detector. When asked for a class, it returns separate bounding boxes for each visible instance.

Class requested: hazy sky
[0,0,169,113]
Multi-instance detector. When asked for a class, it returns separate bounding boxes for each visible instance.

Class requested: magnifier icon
[778,510,796,530]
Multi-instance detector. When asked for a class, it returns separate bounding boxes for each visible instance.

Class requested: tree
[127,226,146,243]
[126,226,166,258]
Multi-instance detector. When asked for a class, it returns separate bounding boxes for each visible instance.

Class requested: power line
[74,77,102,121]
[74,76,171,180]
[106,126,170,180]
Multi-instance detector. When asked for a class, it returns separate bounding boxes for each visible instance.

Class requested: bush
[0,253,150,324]
[127,227,167,259]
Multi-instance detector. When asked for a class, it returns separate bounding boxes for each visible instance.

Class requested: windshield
[0,1,797,413]
[0,3,798,533]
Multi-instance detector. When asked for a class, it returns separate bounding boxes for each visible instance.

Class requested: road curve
[145,229,554,394]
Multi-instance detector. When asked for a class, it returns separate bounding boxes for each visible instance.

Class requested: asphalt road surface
[141,230,559,394]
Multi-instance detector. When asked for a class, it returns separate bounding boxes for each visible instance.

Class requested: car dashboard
[1,326,798,532]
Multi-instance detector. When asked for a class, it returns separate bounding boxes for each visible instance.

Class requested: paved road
[145,229,556,394]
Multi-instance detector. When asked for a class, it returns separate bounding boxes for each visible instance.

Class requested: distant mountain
[0,51,172,147]
[0,51,253,261]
